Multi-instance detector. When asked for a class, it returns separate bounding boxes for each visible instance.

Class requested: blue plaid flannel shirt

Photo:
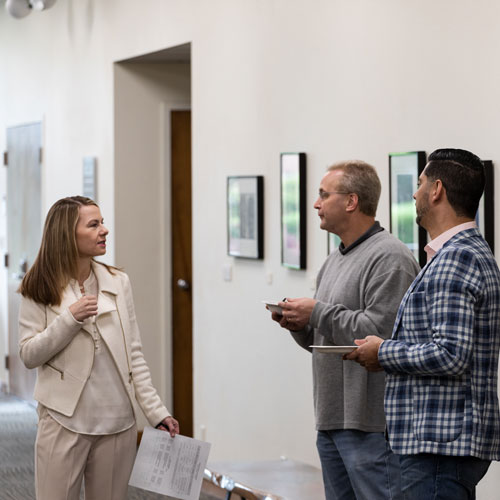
[379,228,500,459]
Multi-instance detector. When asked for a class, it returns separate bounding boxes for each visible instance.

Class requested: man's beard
[415,200,429,228]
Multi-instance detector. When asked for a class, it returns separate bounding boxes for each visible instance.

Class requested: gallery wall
[1,1,500,496]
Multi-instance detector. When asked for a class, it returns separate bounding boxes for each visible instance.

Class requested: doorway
[113,45,192,432]
[6,122,42,402]
[171,110,192,436]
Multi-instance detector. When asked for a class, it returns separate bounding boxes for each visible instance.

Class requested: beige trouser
[35,407,137,500]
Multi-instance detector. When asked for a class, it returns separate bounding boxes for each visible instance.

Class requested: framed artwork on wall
[327,232,341,255]
[477,160,494,253]
[281,152,306,269]
[227,175,264,259]
[82,156,97,202]
[389,151,427,267]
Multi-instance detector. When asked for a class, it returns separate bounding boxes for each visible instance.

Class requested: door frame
[169,108,193,436]
[160,103,192,415]
[113,58,191,433]
[5,121,43,402]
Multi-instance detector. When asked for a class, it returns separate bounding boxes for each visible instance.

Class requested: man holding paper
[270,161,419,500]
[347,149,500,498]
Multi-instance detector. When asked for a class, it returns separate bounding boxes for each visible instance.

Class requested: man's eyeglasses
[317,190,350,201]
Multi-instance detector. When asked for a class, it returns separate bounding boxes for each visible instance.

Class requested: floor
[0,393,224,500]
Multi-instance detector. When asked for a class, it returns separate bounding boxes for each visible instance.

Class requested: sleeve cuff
[66,308,84,326]
[310,301,327,328]
[377,339,392,369]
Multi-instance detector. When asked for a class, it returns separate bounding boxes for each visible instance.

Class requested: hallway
[0,394,37,498]
[0,394,216,500]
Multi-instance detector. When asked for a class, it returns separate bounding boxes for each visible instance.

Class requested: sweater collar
[338,221,384,255]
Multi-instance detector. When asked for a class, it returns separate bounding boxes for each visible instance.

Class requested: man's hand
[344,335,384,372]
[269,297,316,331]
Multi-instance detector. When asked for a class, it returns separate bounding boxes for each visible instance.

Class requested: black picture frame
[327,232,341,255]
[281,152,306,269]
[477,160,495,253]
[389,151,427,267]
[227,175,264,259]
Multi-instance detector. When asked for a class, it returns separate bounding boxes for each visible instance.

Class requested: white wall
[1,1,500,497]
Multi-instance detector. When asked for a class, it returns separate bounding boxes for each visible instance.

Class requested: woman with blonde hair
[19,195,179,500]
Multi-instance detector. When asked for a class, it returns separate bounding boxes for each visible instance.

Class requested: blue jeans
[398,454,491,500]
[317,430,402,500]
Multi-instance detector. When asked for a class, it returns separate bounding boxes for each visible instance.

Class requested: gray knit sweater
[291,228,420,432]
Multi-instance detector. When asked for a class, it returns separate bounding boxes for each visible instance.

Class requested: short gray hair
[327,160,381,216]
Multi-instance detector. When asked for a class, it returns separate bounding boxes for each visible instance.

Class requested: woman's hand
[156,416,180,437]
[69,295,98,322]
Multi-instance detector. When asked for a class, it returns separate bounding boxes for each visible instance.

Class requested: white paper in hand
[129,426,211,500]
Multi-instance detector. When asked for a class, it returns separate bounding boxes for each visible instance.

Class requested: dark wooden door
[6,122,42,402]
[171,110,193,436]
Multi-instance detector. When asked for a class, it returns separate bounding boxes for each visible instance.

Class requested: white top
[48,271,135,435]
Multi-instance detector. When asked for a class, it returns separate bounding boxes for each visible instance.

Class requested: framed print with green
[389,151,427,267]
[327,232,341,255]
[281,153,306,269]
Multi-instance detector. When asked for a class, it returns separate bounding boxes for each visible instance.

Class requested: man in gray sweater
[271,161,419,500]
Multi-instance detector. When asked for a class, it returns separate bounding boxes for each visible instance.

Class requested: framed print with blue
[281,152,306,269]
[389,151,427,267]
[227,176,264,259]
[83,156,97,201]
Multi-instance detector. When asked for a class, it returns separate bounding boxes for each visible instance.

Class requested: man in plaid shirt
[347,148,500,499]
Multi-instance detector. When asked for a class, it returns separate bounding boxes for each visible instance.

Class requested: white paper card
[129,426,211,500]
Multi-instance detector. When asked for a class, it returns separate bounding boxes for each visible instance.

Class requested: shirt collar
[424,221,477,262]
[338,221,384,255]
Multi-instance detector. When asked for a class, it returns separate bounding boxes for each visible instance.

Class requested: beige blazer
[19,261,169,427]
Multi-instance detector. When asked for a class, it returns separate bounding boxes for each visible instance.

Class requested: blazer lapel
[391,258,433,338]
[87,266,118,334]
[46,282,94,336]
[93,267,131,368]
[391,228,481,339]
[47,262,119,336]
[91,261,118,297]
[48,283,79,317]
[96,291,117,317]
